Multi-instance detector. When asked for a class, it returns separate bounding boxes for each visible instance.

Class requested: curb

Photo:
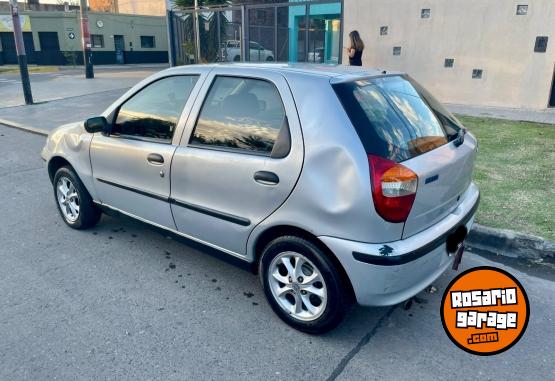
[0,119,48,137]
[467,223,555,260]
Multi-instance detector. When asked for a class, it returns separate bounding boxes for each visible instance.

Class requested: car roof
[166,63,403,83]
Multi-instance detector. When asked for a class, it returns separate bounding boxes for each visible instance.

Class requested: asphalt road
[1,124,554,380]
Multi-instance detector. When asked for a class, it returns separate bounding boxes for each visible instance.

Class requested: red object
[368,155,418,223]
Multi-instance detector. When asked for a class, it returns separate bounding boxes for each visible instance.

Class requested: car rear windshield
[333,75,463,162]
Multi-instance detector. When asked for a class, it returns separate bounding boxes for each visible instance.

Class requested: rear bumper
[319,182,479,306]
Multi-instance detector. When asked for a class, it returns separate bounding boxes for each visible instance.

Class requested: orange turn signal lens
[381,165,418,197]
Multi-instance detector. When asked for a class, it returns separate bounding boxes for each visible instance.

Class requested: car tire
[53,166,101,230]
[266,56,274,61]
[234,55,241,62]
[259,236,348,334]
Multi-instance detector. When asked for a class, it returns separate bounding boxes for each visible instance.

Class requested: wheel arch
[252,224,355,301]
[48,156,74,183]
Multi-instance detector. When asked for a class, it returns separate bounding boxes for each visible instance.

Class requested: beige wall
[116,0,166,17]
[343,0,555,109]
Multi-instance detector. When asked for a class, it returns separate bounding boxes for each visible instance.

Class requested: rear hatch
[333,74,476,239]
[401,136,476,237]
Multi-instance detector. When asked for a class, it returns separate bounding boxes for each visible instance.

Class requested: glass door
[309,3,341,64]
[276,5,306,62]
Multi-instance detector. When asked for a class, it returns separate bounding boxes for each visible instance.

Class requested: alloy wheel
[268,251,328,321]
[56,176,80,222]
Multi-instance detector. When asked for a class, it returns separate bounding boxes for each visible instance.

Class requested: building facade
[168,0,554,110]
[344,0,555,110]
[0,1,79,13]
[168,0,343,65]
[90,0,167,16]
[0,11,168,65]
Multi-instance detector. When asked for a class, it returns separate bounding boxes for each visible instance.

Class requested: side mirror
[84,116,110,134]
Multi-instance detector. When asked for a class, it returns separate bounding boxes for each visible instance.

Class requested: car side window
[112,75,199,142]
[190,76,289,156]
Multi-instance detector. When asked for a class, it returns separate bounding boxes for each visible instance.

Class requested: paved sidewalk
[447,103,555,124]
[0,65,167,134]
[0,89,126,135]
[0,65,164,108]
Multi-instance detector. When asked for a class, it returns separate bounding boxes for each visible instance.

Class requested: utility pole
[9,0,33,105]
[79,0,94,78]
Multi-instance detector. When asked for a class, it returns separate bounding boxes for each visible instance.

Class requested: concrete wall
[343,0,555,110]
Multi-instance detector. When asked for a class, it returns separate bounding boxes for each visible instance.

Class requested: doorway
[38,32,63,65]
[114,35,125,64]
[0,32,36,64]
[549,64,555,107]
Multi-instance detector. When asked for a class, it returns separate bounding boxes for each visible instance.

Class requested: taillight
[368,155,418,223]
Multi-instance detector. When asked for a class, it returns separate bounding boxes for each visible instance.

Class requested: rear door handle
[254,171,279,185]
[147,153,164,165]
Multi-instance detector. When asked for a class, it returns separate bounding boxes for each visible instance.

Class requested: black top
[349,49,363,66]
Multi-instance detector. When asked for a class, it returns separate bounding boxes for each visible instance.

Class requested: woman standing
[346,30,364,66]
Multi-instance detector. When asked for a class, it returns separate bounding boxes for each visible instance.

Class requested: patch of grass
[0,65,59,74]
[456,115,555,241]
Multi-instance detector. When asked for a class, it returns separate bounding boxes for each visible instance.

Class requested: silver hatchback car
[42,64,479,333]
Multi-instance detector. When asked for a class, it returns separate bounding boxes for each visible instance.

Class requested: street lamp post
[9,0,33,105]
[79,0,94,78]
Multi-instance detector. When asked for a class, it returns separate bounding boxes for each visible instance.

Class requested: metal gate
[167,0,343,66]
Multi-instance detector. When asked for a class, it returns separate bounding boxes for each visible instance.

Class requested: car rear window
[333,75,462,162]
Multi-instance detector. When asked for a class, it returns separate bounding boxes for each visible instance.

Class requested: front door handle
[254,171,279,185]
[147,153,164,165]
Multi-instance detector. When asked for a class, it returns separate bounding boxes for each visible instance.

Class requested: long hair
[349,30,364,51]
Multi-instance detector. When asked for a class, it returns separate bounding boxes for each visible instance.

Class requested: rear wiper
[453,128,466,147]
